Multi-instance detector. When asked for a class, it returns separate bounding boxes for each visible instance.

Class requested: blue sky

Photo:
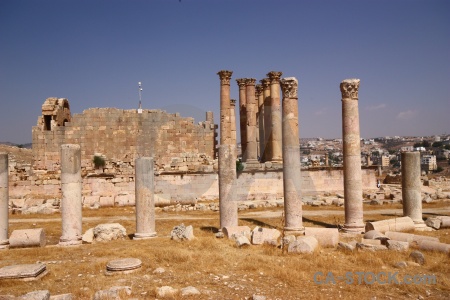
[1,0,449,144]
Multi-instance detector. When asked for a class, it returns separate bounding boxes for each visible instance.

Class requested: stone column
[0,153,9,249]
[256,84,264,161]
[401,152,425,229]
[267,71,283,162]
[341,79,365,233]
[245,78,258,164]
[325,153,329,167]
[134,157,157,239]
[59,144,82,246]
[206,111,214,123]
[261,78,272,162]
[218,70,238,229]
[280,77,304,233]
[236,78,247,160]
[230,99,237,155]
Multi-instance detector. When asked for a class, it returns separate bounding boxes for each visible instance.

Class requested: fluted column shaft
[267,71,283,162]
[236,79,247,160]
[218,70,238,228]
[341,79,365,233]
[245,78,258,163]
[59,144,83,245]
[402,152,425,228]
[230,99,237,156]
[281,78,303,232]
[256,84,264,161]
[0,153,9,249]
[261,78,272,162]
[134,157,157,239]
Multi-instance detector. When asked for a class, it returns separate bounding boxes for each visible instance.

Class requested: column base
[413,221,430,231]
[243,160,261,170]
[133,232,157,240]
[58,240,82,247]
[0,241,9,250]
[284,226,305,235]
[342,223,365,234]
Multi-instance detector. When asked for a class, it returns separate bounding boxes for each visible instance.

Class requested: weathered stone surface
[170,224,194,241]
[409,250,425,265]
[356,243,388,251]
[18,290,50,300]
[82,228,94,244]
[305,227,339,248]
[252,295,267,300]
[93,223,127,242]
[338,242,355,251]
[365,217,415,233]
[223,226,251,240]
[153,267,165,274]
[386,240,409,251]
[9,228,46,248]
[436,216,450,228]
[288,236,318,254]
[416,240,450,254]
[49,294,73,300]
[180,286,200,297]
[384,231,439,245]
[251,227,281,245]
[106,258,142,272]
[93,286,131,300]
[156,286,178,298]
[1,153,9,250]
[235,235,251,247]
[0,264,47,280]
[394,261,408,268]
[425,217,441,230]
[363,230,388,243]
[402,152,425,229]
[360,238,381,246]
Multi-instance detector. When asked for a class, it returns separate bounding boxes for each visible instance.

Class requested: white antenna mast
[138,82,143,114]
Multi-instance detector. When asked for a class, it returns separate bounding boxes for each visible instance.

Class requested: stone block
[304,227,339,247]
[386,240,409,251]
[223,226,251,240]
[235,235,251,247]
[0,264,47,280]
[99,196,114,207]
[9,228,46,248]
[93,223,127,242]
[425,217,441,230]
[251,227,281,245]
[365,217,415,233]
[287,236,318,254]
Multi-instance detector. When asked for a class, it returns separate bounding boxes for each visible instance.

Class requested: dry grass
[1,206,450,299]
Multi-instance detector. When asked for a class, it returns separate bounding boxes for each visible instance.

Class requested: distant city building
[421,155,437,172]
[401,146,414,152]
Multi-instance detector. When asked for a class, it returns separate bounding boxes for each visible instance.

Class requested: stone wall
[32,100,217,172]
[8,164,378,210]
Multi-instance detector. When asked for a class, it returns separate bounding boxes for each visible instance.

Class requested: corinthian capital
[236,78,247,88]
[340,79,360,99]
[280,77,298,98]
[266,71,283,83]
[260,78,271,89]
[230,99,236,106]
[217,70,233,85]
[245,78,256,86]
[255,84,263,96]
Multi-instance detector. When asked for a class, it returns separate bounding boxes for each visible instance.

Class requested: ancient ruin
[59,144,83,246]
[0,153,9,249]
[340,78,365,233]
[134,157,157,239]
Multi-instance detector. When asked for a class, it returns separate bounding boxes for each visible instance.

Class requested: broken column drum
[401,152,425,228]
[340,79,365,233]
[59,144,82,246]
[0,153,9,249]
[280,77,304,233]
[218,70,238,228]
[267,71,283,162]
[236,78,248,160]
[134,157,157,239]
